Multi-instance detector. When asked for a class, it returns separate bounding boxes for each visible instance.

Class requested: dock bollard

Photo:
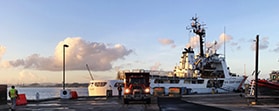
[60,89,72,99]
[36,92,40,100]
[16,94,27,105]
[71,91,78,99]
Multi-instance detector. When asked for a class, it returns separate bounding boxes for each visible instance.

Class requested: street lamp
[60,44,71,99]
[63,44,69,90]
[254,35,259,104]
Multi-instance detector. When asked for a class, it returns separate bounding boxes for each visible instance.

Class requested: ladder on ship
[249,80,255,96]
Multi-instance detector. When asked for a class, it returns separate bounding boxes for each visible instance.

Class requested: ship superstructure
[174,16,232,79]
[151,16,247,94]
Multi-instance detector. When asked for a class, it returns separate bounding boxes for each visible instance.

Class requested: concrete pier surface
[8,97,160,111]
[2,93,279,111]
[182,93,279,111]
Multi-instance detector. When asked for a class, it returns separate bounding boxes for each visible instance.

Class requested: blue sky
[0,0,278,84]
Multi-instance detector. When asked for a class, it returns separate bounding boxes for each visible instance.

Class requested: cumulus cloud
[158,38,176,48]
[0,46,6,60]
[235,38,247,50]
[113,63,132,71]
[18,70,46,83]
[186,33,233,52]
[230,42,238,46]
[5,37,133,71]
[150,62,161,70]
[186,35,200,48]
[219,33,233,43]
[0,46,10,68]
[208,33,233,50]
[250,37,269,51]
[259,37,269,49]
[272,42,279,52]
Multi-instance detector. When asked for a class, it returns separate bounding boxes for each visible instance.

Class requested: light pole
[255,35,259,104]
[63,44,69,90]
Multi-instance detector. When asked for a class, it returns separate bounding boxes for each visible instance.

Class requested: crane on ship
[86,64,94,80]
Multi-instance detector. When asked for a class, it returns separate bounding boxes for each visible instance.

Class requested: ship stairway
[248,80,255,96]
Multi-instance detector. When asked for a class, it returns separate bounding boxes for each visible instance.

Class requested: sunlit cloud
[4,37,133,71]
[207,33,233,50]
[18,70,46,83]
[186,35,200,48]
[0,45,6,60]
[0,46,10,68]
[114,63,132,71]
[217,33,233,49]
[158,38,176,48]
[186,33,234,52]
[219,33,233,43]
[150,62,161,70]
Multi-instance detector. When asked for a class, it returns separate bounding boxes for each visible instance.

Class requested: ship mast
[190,16,206,57]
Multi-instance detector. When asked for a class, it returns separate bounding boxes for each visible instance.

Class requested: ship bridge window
[94,82,107,87]
[206,80,224,88]
[114,82,124,87]
[192,81,196,84]
[170,80,179,84]
[184,80,190,84]
[154,79,164,83]
[197,80,204,84]
[183,79,203,84]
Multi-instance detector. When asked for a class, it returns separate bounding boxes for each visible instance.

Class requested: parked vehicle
[123,72,151,104]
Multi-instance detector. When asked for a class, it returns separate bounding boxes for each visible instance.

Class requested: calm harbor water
[7,87,88,100]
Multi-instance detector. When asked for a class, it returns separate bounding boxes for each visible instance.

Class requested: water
[7,87,88,100]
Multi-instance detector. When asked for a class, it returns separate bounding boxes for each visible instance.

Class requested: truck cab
[123,72,151,104]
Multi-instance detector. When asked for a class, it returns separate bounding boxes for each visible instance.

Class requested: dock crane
[86,64,94,80]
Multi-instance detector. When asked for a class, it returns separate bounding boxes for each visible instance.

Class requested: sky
[0,0,279,84]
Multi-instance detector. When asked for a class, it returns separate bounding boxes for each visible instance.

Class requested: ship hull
[88,80,124,96]
[257,80,279,96]
[150,76,246,95]
[88,76,246,96]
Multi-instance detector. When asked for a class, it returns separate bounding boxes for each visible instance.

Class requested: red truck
[123,72,151,104]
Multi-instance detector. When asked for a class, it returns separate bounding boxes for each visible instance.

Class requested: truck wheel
[123,99,129,104]
[146,98,151,104]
